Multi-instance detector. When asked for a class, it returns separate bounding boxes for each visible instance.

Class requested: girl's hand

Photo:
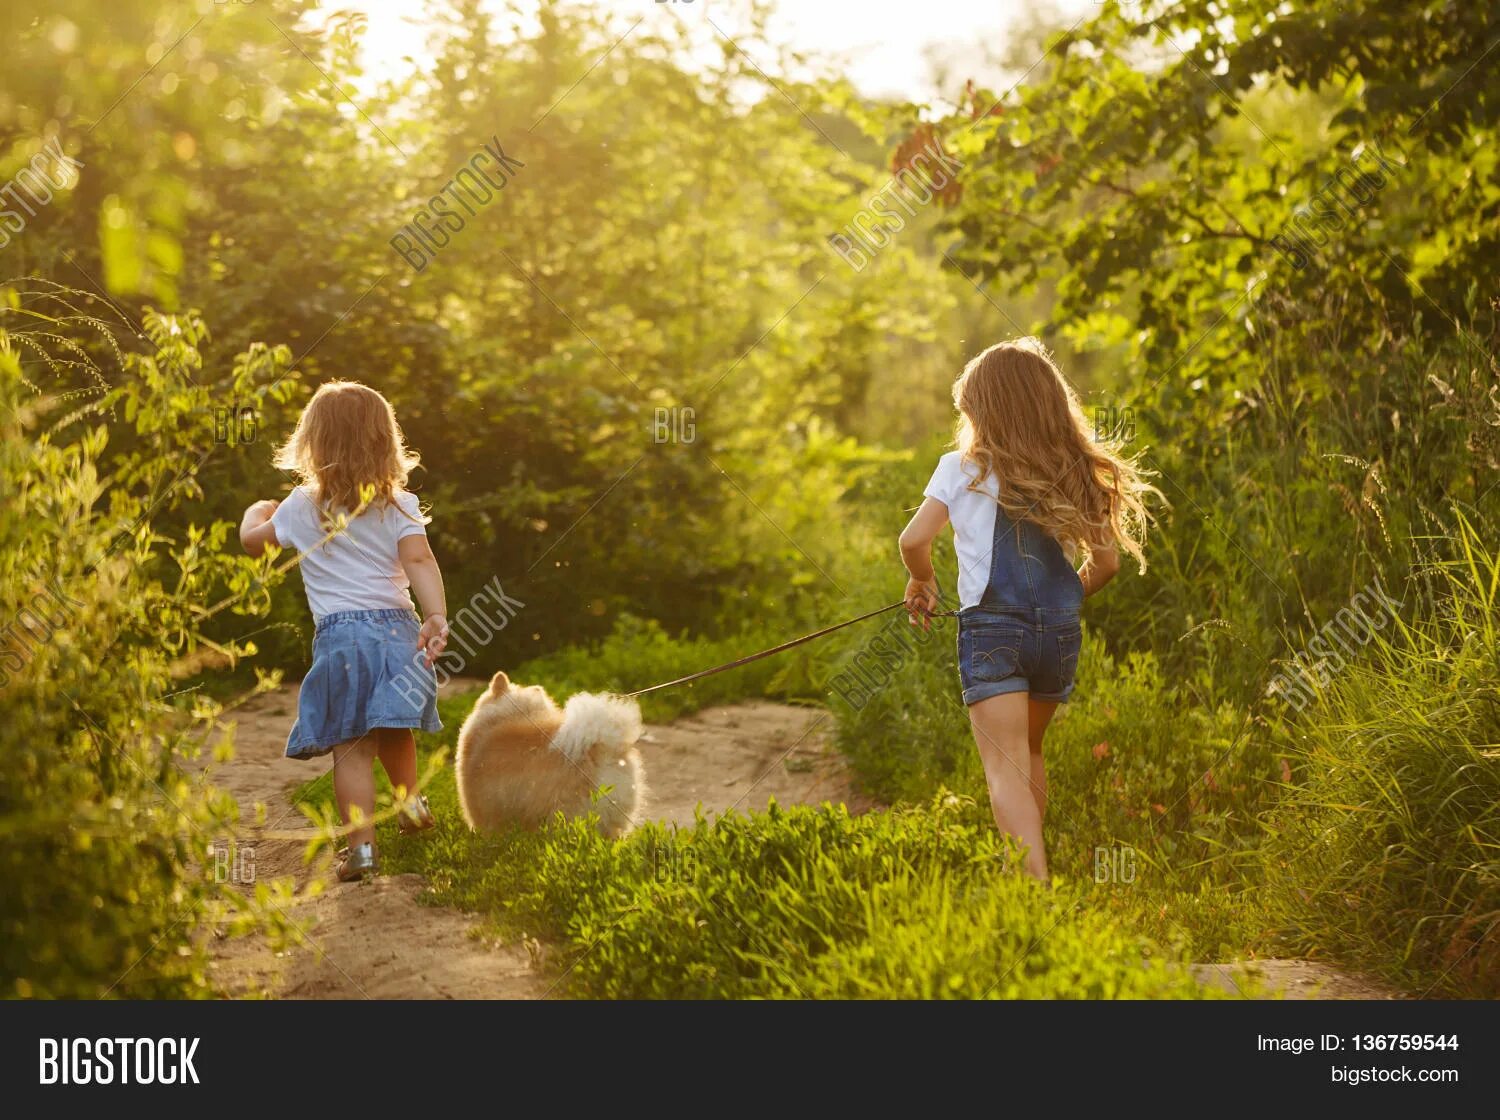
[904,577,940,631]
[418,613,449,668]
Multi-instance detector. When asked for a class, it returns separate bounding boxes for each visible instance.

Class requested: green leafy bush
[0,294,292,997]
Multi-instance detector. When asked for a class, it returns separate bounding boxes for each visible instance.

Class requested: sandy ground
[202,682,868,999]
[1191,960,1404,1001]
[202,682,1401,1001]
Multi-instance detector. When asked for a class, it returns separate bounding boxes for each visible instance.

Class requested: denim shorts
[285,609,442,759]
[956,608,1082,705]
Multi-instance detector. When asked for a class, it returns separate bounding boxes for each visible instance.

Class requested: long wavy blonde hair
[274,380,420,516]
[953,338,1158,570]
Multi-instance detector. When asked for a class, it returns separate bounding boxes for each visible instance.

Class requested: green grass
[1262,524,1500,997]
[377,771,1230,999]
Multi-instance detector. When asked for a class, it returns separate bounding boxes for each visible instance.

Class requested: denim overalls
[956,505,1084,705]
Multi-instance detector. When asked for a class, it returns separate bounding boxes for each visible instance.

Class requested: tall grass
[1264,520,1500,996]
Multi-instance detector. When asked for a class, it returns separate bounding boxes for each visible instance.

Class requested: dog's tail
[550,692,644,762]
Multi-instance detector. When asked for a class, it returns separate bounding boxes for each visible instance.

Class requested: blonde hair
[953,338,1158,570]
[274,380,420,516]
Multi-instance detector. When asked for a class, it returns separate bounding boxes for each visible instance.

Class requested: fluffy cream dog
[454,672,645,838]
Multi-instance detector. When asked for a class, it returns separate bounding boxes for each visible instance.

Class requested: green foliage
[1043,645,1276,879]
[0,289,295,997]
[4,0,973,675]
[1263,523,1500,997]
[940,0,1500,692]
[825,613,1283,962]
[1,1,327,305]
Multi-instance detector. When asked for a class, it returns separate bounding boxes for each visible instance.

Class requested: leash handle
[624,599,955,699]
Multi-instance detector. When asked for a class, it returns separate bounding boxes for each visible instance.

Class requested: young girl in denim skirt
[900,339,1155,880]
[239,382,450,882]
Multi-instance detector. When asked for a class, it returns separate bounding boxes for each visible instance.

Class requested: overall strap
[978,495,1083,613]
[978,498,1027,609]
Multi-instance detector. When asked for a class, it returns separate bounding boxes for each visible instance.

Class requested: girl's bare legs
[331,735,380,848]
[968,692,1047,880]
[1027,699,1060,819]
[376,727,419,799]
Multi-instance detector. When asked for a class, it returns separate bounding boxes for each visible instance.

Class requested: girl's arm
[239,500,280,558]
[399,534,449,667]
[1078,542,1121,598]
[899,498,949,630]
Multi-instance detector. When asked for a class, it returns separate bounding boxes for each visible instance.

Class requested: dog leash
[624,600,958,698]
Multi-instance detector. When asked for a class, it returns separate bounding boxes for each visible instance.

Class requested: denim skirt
[956,607,1082,706]
[285,609,442,759]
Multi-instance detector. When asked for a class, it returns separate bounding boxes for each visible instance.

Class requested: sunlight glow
[336,0,1095,102]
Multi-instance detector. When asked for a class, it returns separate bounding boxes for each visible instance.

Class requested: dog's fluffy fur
[455,672,645,838]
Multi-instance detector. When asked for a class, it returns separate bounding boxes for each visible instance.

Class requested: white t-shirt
[270,486,429,619]
[923,451,1001,610]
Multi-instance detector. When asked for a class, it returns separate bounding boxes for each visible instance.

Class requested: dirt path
[1191,960,1404,1000]
[203,684,869,999]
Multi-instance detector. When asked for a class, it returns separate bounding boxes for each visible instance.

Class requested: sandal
[336,842,379,882]
[397,792,436,835]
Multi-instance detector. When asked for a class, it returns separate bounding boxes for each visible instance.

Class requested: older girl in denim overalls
[899,339,1156,880]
